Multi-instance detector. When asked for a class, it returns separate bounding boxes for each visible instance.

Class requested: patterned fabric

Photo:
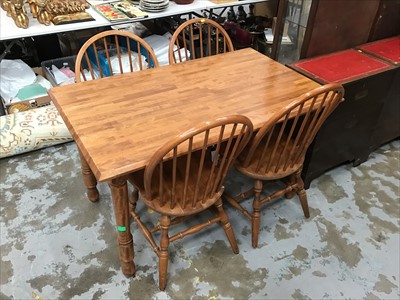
[0,105,73,158]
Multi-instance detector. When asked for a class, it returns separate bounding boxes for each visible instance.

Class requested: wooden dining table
[49,48,320,277]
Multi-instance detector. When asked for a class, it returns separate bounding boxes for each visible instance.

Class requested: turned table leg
[108,176,135,277]
[78,149,99,202]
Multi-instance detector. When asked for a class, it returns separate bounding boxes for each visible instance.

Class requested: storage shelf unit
[0,0,267,41]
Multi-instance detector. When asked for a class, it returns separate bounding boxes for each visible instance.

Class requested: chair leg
[158,215,171,291]
[284,173,296,199]
[252,180,263,248]
[129,188,139,214]
[215,198,239,254]
[294,170,310,218]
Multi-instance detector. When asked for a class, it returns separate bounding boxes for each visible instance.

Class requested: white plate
[140,3,168,9]
[139,6,169,12]
[140,0,168,4]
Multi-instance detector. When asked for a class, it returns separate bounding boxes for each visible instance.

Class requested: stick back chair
[75,30,159,82]
[73,30,159,202]
[128,115,253,290]
[168,18,234,64]
[224,83,344,248]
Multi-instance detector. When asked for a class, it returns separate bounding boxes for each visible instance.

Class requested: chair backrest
[75,30,159,82]
[144,115,253,215]
[168,18,234,64]
[240,83,344,176]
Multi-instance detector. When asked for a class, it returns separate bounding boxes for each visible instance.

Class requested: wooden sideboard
[289,39,399,188]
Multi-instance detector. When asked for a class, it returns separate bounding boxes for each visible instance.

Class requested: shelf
[0,0,267,41]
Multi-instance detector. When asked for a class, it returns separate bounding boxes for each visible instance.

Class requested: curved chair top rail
[168,18,234,64]
[75,30,159,82]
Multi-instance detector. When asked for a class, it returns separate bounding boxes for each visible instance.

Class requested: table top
[49,48,320,182]
[0,0,266,41]
[289,49,395,84]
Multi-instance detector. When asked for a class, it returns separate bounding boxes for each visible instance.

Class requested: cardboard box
[3,95,52,115]
[0,67,52,115]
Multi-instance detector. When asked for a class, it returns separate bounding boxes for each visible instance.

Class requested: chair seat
[236,131,303,181]
[128,151,222,216]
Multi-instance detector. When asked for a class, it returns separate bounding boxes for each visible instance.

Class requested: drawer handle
[355,90,368,100]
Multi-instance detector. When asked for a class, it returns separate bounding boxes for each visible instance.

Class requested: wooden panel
[370,67,400,149]
[369,0,400,41]
[302,69,396,187]
[357,37,400,148]
[49,48,320,182]
[301,0,380,58]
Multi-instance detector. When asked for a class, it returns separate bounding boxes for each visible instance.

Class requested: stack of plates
[139,0,169,12]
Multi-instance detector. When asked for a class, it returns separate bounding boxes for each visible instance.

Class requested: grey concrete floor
[1,140,399,299]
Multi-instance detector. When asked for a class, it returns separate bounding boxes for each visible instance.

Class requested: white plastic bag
[0,59,36,104]
[110,52,148,74]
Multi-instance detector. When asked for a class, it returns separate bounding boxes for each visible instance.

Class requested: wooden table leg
[78,149,99,202]
[108,176,135,277]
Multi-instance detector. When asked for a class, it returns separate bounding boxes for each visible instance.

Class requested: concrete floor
[1,140,399,299]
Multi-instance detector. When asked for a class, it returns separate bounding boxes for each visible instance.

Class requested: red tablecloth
[290,49,392,83]
[357,36,400,64]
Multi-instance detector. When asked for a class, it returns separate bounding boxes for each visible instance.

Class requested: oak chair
[224,83,344,248]
[74,30,159,202]
[75,30,159,82]
[127,115,253,290]
[168,18,234,64]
